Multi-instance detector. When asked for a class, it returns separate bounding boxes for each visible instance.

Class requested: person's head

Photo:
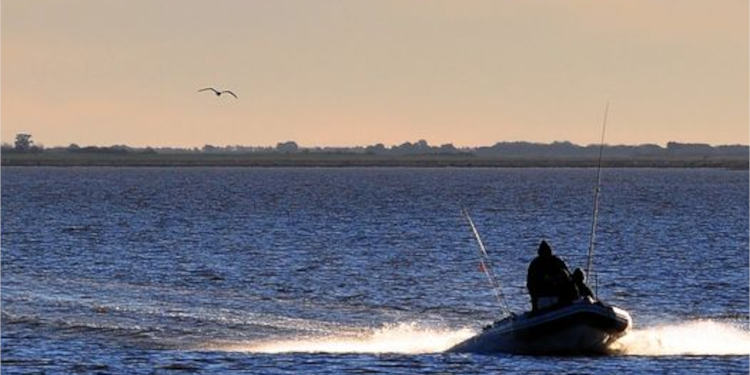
[538,240,552,256]
[573,268,585,282]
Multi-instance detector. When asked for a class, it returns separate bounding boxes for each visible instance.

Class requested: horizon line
[5,137,749,150]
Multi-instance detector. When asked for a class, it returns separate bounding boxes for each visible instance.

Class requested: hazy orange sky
[2,1,748,147]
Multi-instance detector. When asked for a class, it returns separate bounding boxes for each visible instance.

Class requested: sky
[2,1,748,148]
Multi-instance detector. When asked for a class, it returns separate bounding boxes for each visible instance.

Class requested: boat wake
[611,320,750,356]
[203,322,476,354]
[201,319,749,356]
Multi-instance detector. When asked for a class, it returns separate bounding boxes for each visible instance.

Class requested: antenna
[585,101,609,289]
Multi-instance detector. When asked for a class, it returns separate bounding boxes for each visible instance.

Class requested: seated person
[527,240,575,311]
[572,268,594,299]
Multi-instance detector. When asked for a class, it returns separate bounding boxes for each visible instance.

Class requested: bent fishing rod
[585,101,610,293]
[461,207,511,316]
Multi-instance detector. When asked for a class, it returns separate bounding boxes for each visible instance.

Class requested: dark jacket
[527,254,570,296]
[575,279,594,298]
[527,254,575,309]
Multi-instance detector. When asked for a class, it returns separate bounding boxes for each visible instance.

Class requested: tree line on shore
[2,133,747,159]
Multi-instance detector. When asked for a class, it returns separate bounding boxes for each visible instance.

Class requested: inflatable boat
[447,297,631,355]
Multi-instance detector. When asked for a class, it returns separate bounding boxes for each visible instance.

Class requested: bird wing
[198,87,219,94]
[221,90,238,98]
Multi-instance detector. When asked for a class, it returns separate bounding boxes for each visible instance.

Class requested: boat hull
[448,299,631,355]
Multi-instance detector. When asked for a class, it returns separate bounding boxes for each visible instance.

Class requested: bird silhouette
[198,87,238,98]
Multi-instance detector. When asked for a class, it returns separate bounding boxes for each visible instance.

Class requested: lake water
[2,167,748,374]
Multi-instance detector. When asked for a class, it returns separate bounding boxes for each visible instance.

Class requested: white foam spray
[203,319,750,356]
[205,322,476,354]
[612,320,750,356]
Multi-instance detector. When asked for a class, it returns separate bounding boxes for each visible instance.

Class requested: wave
[611,320,750,356]
[202,322,476,354]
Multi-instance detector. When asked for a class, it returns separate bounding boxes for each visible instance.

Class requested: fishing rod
[585,101,610,292]
[461,207,511,316]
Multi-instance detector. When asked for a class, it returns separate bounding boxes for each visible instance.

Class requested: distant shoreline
[2,152,747,169]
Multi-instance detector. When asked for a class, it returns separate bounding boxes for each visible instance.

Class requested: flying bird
[198,87,238,98]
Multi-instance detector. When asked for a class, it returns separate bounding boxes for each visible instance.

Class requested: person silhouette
[526,240,575,311]
[572,268,594,299]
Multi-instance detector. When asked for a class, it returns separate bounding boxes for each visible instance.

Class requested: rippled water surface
[2,167,748,374]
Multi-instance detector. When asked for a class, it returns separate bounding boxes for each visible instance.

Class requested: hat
[538,240,552,256]
[573,268,585,281]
